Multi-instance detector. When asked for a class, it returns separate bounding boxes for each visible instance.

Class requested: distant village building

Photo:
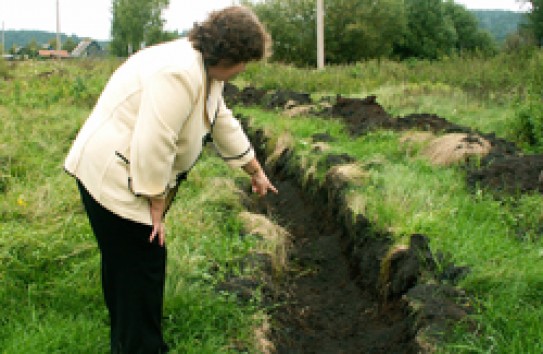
[71,39,105,58]
[38,49,70,59]
[11,46,29,60]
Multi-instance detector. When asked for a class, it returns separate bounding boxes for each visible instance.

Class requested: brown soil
[250,177,418,354]
[467,154,543,193]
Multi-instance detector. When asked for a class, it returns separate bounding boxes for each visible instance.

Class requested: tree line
[108,0,540,65]
[241,0,541,66]
[4,0,541,63]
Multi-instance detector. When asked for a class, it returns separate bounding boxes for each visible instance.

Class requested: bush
[510,97,543,151]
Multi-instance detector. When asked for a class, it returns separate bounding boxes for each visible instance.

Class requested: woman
[64,6,277,353]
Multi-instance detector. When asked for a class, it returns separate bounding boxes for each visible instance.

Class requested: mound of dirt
[321,95,393,135]
[224,83,313,110]
[223,81,240,102]
[224,85,268,106]
[320,97,470,135]
[396,113,469,134]
[467,154,543,193]
[266,90,312,109]
[313,94,531,194]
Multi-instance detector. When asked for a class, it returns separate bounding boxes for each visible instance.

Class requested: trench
[241,126,420,353]
[217,86,481,353]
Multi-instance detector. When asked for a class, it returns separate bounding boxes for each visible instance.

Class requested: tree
[48,37,58,50]
[524,0,543,46]
[442,1,496,55]
[110,0,170,57]
[24,38,39,58]
[395,0,457,59]
[245,0,406,66]
[324,0,406,63]
[242,0,314,66]
[62,38,78,53]
[503,27,537,52]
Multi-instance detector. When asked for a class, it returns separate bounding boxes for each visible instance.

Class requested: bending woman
[64,6,277,353]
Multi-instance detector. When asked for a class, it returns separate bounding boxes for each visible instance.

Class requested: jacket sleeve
[212,96,255,168]
[129,69,195,198]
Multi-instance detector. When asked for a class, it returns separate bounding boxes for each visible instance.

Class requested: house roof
[38,49,70,58]
[71,39,102,57]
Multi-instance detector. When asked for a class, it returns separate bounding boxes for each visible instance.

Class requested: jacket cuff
[223,146,255,168]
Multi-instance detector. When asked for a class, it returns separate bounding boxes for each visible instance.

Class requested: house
[71,39,105,58]
[38,49,70,59]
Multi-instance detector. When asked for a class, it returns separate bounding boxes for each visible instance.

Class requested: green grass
[3,54,543,353]
[236,105,543,353]
[0,61,267,353]
[242,51,543,100]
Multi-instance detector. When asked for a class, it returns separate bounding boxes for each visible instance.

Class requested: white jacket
[65,39,254,225]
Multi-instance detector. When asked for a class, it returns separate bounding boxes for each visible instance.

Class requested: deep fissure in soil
[245,135,419,353]
[224,88,478,353]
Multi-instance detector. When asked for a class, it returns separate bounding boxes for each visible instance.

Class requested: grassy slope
[0,61,264,353]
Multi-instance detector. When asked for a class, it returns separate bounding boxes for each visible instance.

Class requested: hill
[1,30,108,51]
[471,10,528,43]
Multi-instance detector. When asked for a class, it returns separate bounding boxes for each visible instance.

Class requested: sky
[0,0,532,41]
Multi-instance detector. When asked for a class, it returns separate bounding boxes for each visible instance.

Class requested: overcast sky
[0,0,531,41]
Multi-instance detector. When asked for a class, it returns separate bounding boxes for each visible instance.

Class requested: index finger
[269,183,279,194]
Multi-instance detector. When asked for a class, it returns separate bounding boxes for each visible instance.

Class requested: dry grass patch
[265,132,294,167]
[252,314,275,354]
[283,104,314,118]
[326,163,370,187]
[422,133,491,166]
[399,131,435,156]
[238,211,291,276]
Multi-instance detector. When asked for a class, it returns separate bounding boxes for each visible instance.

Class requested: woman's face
[207,62,246,82]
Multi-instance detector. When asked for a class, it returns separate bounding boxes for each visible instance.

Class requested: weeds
[3,54,543,353]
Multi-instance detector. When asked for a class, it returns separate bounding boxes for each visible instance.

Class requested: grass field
[1,53,543,353]
[0,60,268,353]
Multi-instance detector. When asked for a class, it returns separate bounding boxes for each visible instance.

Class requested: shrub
[510,97,543,151]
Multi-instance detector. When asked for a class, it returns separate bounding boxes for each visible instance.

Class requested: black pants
[77,181,169,354]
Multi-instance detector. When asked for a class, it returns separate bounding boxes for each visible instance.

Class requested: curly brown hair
[188,6,271,67]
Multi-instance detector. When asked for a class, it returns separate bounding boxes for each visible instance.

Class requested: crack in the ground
[251,177,418,354]
[220,115,473,353]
